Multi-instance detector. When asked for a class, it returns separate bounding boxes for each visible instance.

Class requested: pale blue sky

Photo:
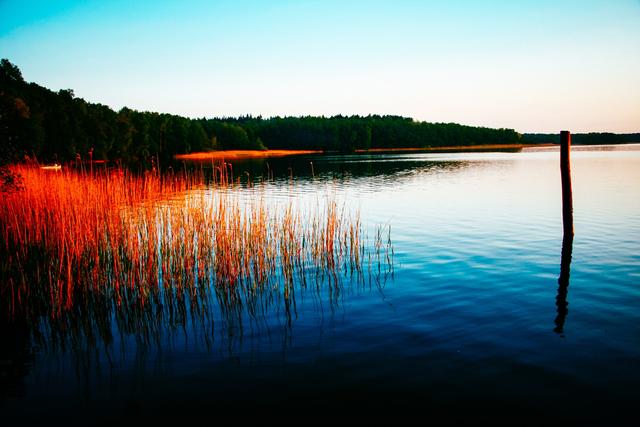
[1,0,639,132]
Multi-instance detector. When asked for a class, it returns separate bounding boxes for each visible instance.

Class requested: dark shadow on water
[0,316,33,403]
[554,234,573,336]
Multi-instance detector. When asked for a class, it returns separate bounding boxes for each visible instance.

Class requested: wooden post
[555,130,574,335]
[560,131,573,237]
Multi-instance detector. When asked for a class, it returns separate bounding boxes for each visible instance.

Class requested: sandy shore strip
[175,149,322,161]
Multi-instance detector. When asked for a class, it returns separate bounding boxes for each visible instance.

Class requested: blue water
[3,145,640,423]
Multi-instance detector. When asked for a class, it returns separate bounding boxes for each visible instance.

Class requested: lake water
[3,145,640,423]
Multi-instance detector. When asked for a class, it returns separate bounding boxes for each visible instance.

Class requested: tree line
[522,133,640,145]
[2,58,525,168]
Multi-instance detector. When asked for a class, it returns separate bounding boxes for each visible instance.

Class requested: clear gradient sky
[1,0,639,133]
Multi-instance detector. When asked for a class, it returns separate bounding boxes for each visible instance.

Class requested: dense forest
[522,133,640,145]
[2,58,637,172]
[1,59,523,168]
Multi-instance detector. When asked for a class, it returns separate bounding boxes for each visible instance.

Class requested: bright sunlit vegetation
[0,164,393,320]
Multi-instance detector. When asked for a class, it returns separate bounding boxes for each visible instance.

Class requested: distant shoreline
[354,144,555,153]
[175,144,558,161]
[171,142,640,162]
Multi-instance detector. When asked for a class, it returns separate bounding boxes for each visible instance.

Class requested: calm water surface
[3,145,640,422]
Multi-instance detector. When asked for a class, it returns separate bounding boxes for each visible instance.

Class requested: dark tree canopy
[3,59,635,169]
[522,132,640,145]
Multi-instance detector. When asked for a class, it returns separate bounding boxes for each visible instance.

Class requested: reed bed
[0,164,393,334]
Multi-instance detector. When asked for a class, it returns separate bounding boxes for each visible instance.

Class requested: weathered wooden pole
[560,131,574,237]
[555,130,574,335]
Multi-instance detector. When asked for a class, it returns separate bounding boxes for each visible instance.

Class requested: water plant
[0,164,393,350]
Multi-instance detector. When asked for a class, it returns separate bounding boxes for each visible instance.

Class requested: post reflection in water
[554,234,573,335]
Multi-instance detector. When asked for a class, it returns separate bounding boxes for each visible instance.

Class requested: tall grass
[0,164,393,339]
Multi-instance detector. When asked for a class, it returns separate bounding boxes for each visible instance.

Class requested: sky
[1,0,639,133]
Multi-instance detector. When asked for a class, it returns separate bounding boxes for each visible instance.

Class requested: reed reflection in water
[0,165,393,368]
